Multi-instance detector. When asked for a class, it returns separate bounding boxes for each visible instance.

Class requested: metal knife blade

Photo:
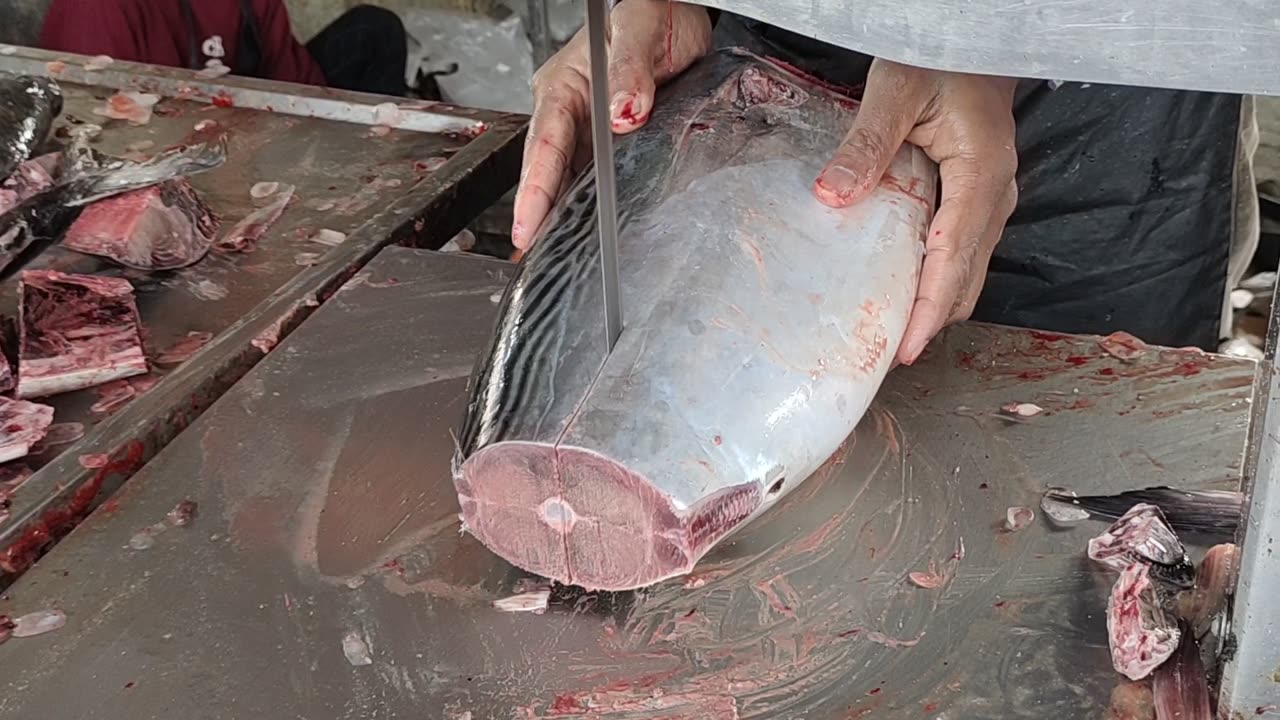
[585,0,624,352]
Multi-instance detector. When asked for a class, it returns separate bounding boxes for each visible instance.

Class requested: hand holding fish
[511,1,713,249]
[813,59,1019,366]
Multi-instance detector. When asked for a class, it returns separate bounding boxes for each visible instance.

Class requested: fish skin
[1152,627,1212,720]
[0,138,227,279]
[454,49,937,591]
[0,74,62,182]
[1088,503,1195,589]
[1043,486,1243,539]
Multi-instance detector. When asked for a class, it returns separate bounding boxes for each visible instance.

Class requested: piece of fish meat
[1043,486,1242,538]
[1108,562,1180,681]
[0,153,58,216]
[0,396,55,463]
[0,138,227,278]
[17,270,148,398]
[92,91,161,126]
[1152,629,1211,720]
[454,50,937,591]
[216,183,294,253]
[0,75,62,182]
[63,178,219,270]
[1088,503,1194,588]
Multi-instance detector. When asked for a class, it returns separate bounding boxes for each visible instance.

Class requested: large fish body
[0,75,62,182]
[454,50,937,591]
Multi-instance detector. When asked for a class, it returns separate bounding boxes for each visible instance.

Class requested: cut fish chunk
[63,178,218,270]
[0,396,54,463]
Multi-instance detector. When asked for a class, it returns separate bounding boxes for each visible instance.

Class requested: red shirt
[40,0,327,86]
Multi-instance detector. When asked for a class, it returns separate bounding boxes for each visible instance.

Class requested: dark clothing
[716,15,1240,350]
[305,5,408,97]
[41,1,408,97]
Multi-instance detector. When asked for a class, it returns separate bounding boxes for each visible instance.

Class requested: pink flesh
[0,396,54,463]
[63,179,217,270]
[457,442,761,590]
[0,154,56,216]
[1107,562,1180,681]
[17,271,148,399]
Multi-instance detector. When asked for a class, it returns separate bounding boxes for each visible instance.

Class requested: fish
[1087,503,1195,589]
[0,137,227,279]
[1042,486,1243,538]
[453,49,937,591]
[62,178,220,270]
[1152,628,1212,720]
[0,74,62,182]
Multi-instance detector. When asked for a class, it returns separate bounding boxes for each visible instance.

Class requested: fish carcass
[0,75,62,182]
[454,50,937,591]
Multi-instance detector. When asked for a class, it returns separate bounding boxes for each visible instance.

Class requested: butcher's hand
[511,0,713,249]
[813,60,1019,366]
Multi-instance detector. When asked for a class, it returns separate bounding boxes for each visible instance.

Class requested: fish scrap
[0,396,54,463]
[216,183,294,253]
[62,178,219,270]
[17,270,148,398]
[92,91,161,126]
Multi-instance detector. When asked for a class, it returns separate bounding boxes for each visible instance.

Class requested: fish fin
[1045,486,1242,538]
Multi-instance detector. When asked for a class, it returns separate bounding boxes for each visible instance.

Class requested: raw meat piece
[92,91,161,126]
[1001,402,1043,417]
[63,178,219,270]
[89,379,136,414]
[1152,630,1211,720]
[155,331,214,366]
[83,55,113,71]
[1107,562,1180,681]
[196,60,230,79]
[216,184,294,253]
[1088,503,1193,587]
[79,452,109,469]
[11,608,66,637]
[454,50,937,591]
[17,270,148,398]
[0,396,55,463]
[0,153,58,216]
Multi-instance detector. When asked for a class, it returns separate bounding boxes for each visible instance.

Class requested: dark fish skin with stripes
[0,74,61,183]
[453,49,938,591]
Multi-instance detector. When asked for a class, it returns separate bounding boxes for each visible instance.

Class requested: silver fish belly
[455,49,938,591]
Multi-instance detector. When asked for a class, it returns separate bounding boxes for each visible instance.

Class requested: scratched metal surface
[0,49,526,582]
[0,248,1254,720]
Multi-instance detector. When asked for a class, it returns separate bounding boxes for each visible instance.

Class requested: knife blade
[585,0,624,352]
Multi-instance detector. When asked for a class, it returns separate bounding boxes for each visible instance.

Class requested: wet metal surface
[0,49,525,582]
[0,249,1255,719]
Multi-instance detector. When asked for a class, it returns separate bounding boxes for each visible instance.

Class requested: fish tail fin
[1044,487,1243,537]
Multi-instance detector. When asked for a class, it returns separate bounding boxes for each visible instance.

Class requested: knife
[585,0,624,352]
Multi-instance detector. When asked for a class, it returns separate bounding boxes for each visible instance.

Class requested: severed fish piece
[1108,562,1180,681]
[1004,506,1035,532]
[0,75,61,182]
[1044,486,1243,538]
[454,50,937,591]
[17,270,147,398]
[216,184,294,253]
[1152,629,1211,720]
[1088,503,1194,588]
[1175,543,1238,635]
[0,153,58,216]
[92,91,161,126]
[63,178,219,270]
[0,396,55,463]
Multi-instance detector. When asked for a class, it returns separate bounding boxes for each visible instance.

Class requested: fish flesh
[1152,628,1212,720]
[0,396,54,463]
[0,137,227,279]
[453,50,936,590]
[63,178,219,270]
[1088,503,1194,588]
[0,153,58,216]
[1042,487,1242,538]
[216,183,294,253]
[17,270,148,398]
[1174,543,1238,636]
[0,75,62,182]
[1108,562,1181,681]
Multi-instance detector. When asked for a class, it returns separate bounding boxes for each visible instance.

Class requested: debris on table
[1152,630,1211,720]
[493,590,551,613]
[89,379,137,415]
[1107,562,1180,681]
[1001,402,1043,418]
[165,499,197,527]
[29,422,85,454]
[63,178,219,270]
[342,630,373,666]
[1099,331,1148,361]
[1003,506,1034,532]
[83,55,114,71]
[93,91,161,126]
[908,561,945,589]
[17,271,148,399]
[308,229,346,247]
[1043,486,1242,538]
[155,331,214,366]
[216,184,294,253]
[10,608,66,638]
[0,396,55,463]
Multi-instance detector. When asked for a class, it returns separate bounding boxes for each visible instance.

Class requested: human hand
[511,0,713,249]
[812,59,1019,366]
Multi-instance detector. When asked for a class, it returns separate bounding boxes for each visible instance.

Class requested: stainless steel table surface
[0,248,1254,719]
[0,47,525,583]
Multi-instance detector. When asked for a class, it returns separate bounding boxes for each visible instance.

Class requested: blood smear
[11,609,66,637]
[372,102,402,125]
[79,453,110,469]
[310,229,346,247]
[1100,331,1147,361]
[93,91,161,126]
[165,499,197,527]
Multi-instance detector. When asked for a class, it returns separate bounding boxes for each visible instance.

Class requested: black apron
[715,15,1239,349]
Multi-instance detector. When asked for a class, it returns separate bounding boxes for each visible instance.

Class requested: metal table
[0,248,1253,719]
[0,47,525,582]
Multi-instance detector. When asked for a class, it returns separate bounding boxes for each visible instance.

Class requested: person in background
[40,0,409,97]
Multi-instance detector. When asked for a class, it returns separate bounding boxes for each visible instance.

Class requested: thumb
[606,21,660,133]
[813,64,924,208]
